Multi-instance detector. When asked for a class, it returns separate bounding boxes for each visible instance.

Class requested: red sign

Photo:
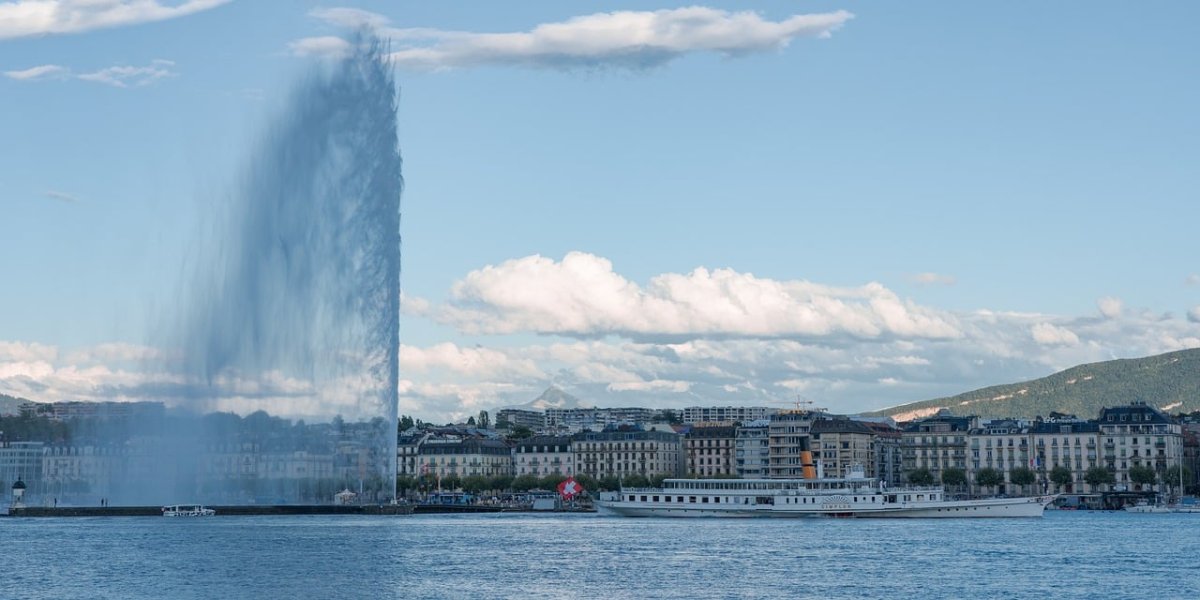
[557,477,582,499]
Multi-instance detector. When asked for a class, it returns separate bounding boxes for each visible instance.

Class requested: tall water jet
[158,35,402,503]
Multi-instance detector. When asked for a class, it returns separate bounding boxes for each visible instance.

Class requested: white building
[513,436,573,477]
[682,406,777,425]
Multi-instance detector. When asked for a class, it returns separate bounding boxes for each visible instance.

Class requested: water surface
[3,511,1194,599]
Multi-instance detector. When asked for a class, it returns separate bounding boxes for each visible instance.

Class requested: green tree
[648,474,668,488]
[1165,465,1193,494]
[941,467,967,490]
[907,467,935,486]
[478,410,491,430]
[598,475,621,491]
[1049,465,1073,491]
[462,475,489,494]
[622,474,650,488]
[396,475,415,496]
[539,474,568,490]
[1128,464,1157,488]
[975,468,1004,494]
[398,415,415,431]
[440,474,462,491]
[573,474,597,494]
[507,425,533,441]
[1009,467,1037,494]
[1084,466,1115,490]
[488,475,514,493]
[466,416,476,426]
[511,474,541,492]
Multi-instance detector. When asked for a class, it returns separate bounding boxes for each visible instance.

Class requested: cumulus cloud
[909,272,957,286]
[438,252,961,341]
[1098,296,1124,319]
[1190,306,1200,323]
[3,64,67,80]
[0,0,229,40]
[1187,274,1200,286]
[299,6,853,70]
[1031,322,1080,346]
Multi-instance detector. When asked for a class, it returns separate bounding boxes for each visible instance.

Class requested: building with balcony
[684,425,736,477]
[572,429,683,480]
[1098,402,1182,492]
[734,419,770,479]
[768,410,818,478]
[901,413,976,483]
[513,436,573,477]
[681,406,777,425]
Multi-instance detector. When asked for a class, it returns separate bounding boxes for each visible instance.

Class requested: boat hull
[596,495,1054,519]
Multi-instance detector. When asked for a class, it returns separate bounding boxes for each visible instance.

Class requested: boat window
[641,496,648,502]
[653,496,660,502]
[678,496,684,503]
[702,497,709,503]
[689,496,697,503]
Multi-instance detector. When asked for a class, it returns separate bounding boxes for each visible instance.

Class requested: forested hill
[867,348,1200,422]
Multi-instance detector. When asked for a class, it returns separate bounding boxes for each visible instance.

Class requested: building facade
[1098,402,1183,491]
[496,409,546,430]
[734,419,770,479]
[768,411,818,478]
[681,406,777,425]
[901,414,975,483]
[572,429,683,480]
[513,436,574,477]
[684,426,736,477]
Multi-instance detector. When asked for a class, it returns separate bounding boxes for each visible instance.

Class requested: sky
[1,1,1198,422]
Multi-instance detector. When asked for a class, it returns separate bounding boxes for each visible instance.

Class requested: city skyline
[2,1,1198,422]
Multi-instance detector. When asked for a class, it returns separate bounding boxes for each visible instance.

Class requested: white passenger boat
[596,466,1054,518]
[162,504,216,517]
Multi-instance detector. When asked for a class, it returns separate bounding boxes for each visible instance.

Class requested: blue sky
[2,1,1198,421]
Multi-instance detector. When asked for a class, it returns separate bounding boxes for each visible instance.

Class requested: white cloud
[399,342,545,380]
[309,7,389,30]
[76,59,175,87]
[1187,274,1200,286]
[8,59,177,87]
[1031,322,1080,346]
[0,0,230,40]
[302,6,853,70]
[1189,306,1200,323]
[909,272,957,286]
[438,252,961,341]
[42,189,78,203]
[288,35,351,58]
[1098,296,1124,319]
[0,341,58,362]
[3,64,67,80]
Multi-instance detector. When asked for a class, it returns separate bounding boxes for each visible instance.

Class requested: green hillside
[868,348,1200,421]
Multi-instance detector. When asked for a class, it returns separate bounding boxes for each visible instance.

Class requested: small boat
[162,504,216,517]
[1123,500,1171,514]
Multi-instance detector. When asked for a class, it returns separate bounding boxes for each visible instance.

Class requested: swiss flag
[557,477,583,499]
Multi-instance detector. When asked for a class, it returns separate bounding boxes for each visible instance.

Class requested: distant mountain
[0,392,35,416]
[867,348,1200,422]
[505,386,593,412]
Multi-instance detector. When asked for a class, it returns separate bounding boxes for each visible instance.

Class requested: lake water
[2,511,1196,599]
